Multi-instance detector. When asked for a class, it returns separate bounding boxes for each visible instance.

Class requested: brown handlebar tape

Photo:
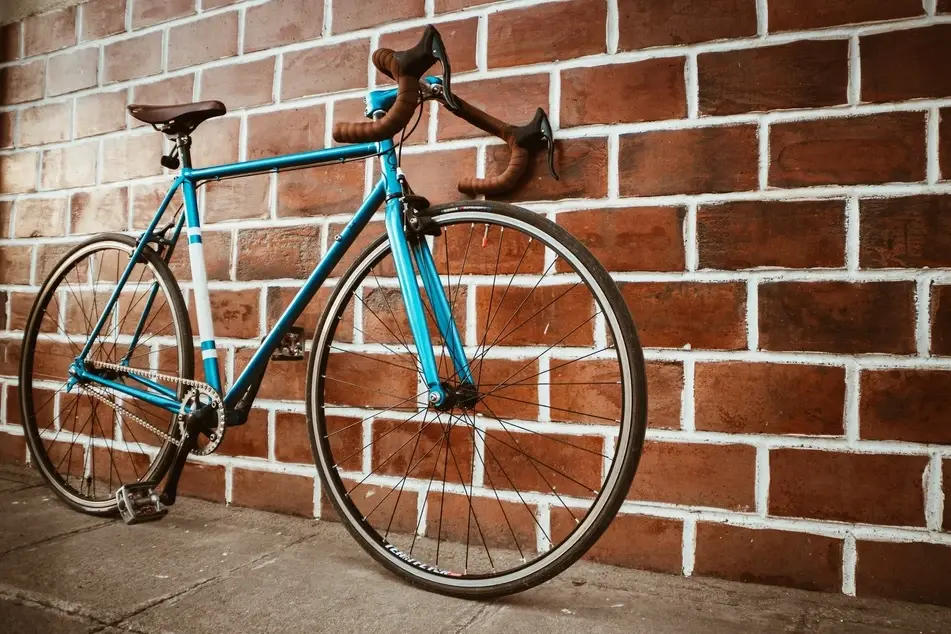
[332,49,419,144]
[452,99,531,196]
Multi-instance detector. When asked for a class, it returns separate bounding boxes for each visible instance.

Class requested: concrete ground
[1,465,949,634]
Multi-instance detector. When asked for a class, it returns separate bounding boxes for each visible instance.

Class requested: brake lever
[512,108,559,181]
[393,25,459,111]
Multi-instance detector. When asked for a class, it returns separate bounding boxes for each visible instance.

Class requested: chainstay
[83,359,225,454]
[80,382,182,447]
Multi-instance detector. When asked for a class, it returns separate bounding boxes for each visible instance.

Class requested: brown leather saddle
[127,101,226,135]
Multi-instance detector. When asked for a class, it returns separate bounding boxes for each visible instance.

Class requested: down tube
[224,179,388,407]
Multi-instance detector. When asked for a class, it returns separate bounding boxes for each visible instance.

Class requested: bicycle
[18,26,647,599]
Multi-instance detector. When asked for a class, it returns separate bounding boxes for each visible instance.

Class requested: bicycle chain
[83,359,226,455]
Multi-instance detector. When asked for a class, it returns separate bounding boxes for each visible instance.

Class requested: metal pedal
[116,483,168,525]
[272,325,305,361]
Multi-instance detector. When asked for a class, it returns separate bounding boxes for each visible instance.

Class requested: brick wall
[2,0,951,607]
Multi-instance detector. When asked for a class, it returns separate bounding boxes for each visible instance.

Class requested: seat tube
[379,141,446,406]
[179,136,222,394]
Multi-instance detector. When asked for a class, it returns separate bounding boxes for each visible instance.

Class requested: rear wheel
[306,201,646,598]
[18,234,193,515]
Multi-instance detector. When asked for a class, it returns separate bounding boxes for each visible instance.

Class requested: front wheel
[306,201,647,598]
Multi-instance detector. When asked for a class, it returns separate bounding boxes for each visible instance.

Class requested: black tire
[306,201,647,598]
[19,233,194,516]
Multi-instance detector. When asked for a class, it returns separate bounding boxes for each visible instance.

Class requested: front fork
[383,196,473,406]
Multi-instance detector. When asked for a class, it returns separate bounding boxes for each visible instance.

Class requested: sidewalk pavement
[1,465,949,634]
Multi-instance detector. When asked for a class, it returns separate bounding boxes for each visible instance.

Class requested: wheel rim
[20,239,189,509]
[312,207,639,587]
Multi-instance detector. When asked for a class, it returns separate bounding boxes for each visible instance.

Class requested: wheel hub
[432,382,480,412]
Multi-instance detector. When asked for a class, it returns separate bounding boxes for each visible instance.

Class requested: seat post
[176,134,193,169]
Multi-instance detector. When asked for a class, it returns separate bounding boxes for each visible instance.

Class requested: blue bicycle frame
[70,77,471,415]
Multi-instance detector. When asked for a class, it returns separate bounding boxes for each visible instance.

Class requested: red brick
[476,283,595,348]
[618,0,756,51]
[8,292,41,331]
[490,138,607,202]
[758,282,915,354]
[619,126,758,196]
[75,90,126,139]
[41,142,98,190]
[484,429,603,498]
[48,47,99,97]
[168,12,239,71]
[132,0,194,29]
[175,462,226,503]
[0,112,12,149]
[13,198,67,238]
[697,200,846,270]
[218,409,268,459]
[190,289,260,339]
[470,358,538,422]
[699,40,848,116]
[770,449,927,525]
[428,492,538,553]
[326,220,386,277]
[629,441,756,510]
[372,417,473,483]
[934,285,951,356]
[941,0,951,12]
[104,31,163,84]
[0,433,26,465]
[769,0,923,32]
[323,350,418,409]
[860,196,951,268]
[266,286,346,339]
[244,0,324,53]
[862,26,951,103]
[1,24,20,62]
[204,175,270,223]
[557,207,684,272]
[620,282,747,350]
[133,74,194,108]
[1,61,45,105]
[33,243,73,282]
[282,40,369,101]
[277,162,366,217]
[646,362,682,430]
[332,0,425,34]
[102,133,164,182]
[168,231,232,282]
[488,0,606,68]
[856,541,951,607]
[553,510,682,572]
[231,468,314,517]
[24,7,76,56]
[200,58,275,109]
[71,188,129,234]
[0,338,23,376]
[190,116,240,167]
[0,202,10,236]
[1,152,39,194]
[325,479,417,532]
[439,75,549,140]
[860,369,951,444]
[274,411,317,464]
[248,105,325,160]
[695,524,842,592]
[379,19,478,77]
[81,0,126,41]
[942,109,950,180]
[431,219,545,277]
[769,113,926,188]
[546,358,620,426]
[561,59,685,127]
[695,362,845,436]
[395,148,476,203]
[234,348,309,401]
[131,179,181,229]
[20,102,70,146]
[236,227,321,280]
[435,0,494,12]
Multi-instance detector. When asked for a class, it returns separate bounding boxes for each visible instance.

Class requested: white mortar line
[322,0,333,37]
[845,196,860,273]
[684,202,698,271]
[842,533,857,596]
[844,362,861,443]
[746,279,758,351]
[757,120,769,190]
[681,517,696,576]
[685,54,699,119]
[755,446,769,516]
[606,0,619,55]
[925,453,943,530]
[681,357,695,432]
[916,277,932,357]
[927,107,941,185]
[476,14,488,72]
[848,35,861,106]
[606,133,619,199]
